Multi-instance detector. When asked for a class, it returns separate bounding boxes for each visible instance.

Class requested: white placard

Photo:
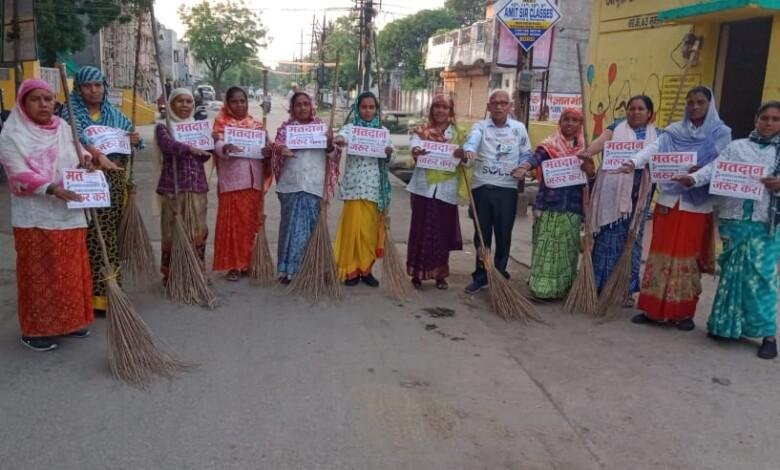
[224,126,266,159]
[541,156,587,188]
[84,125,131,156]
[285,123,328,149]
[416,140,460,172]
[601,140,646,171]
[709,160,767,201]
[172,120,214,150]
[650,152,697,182]
[347,126,389,159]
[62,169,111,209]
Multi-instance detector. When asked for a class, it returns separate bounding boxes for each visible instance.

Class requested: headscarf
[590,119,658,232]
[63,66,132,147]
[214,87,271,192]
[351,91,392,212]
[657,88,731,205]
[412,94,470,201]
[213,87,263,138]
[273,92,340,199]
[0,79,83,195]
[538,107,586,158]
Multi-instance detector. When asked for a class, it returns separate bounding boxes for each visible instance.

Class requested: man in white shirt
[462,89,531,294]
[283,83,301,113]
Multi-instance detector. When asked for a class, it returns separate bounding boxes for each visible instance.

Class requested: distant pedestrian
[283,83,300,113]
[513,108,594,299]
[677,101,780,358]
[0,79,94,351]
[272,91,340,283]
[581,95,659,305]
[212,86,272,281]
[61,65,141,315]
[621,86,731,331]
[154,88,213,282]
[333,91,394,287]
[461,89,531,294]
[406,94,467,290]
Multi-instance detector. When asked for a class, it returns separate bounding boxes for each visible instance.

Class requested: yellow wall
[584,1,779,140]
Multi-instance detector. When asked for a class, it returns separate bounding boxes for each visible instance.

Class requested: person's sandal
[21,336,58,352]
[411,278,422,289]
[66,329,91,338]
[226,270,240,282]
[758,338,777,360]
[436,279,448,290]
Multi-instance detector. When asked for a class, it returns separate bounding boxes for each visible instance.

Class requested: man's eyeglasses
[489,101,510,107]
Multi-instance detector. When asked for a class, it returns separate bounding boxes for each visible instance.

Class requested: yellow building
[585,0,780,140]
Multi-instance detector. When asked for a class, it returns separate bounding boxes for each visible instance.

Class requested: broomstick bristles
[249,224,276,285]
[596,233,637,317]
[118,192,158,287]
[564,234,599,316]
[381,218,413,301]
[104,268,189,388]
[166,215,216,308]
[288,202,342,302]
[479,247,541,322]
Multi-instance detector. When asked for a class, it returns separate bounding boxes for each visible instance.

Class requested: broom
[150,5,216,307]
[287,56,342,302]
[58,63,186,388]
[564,43,599,315]
[563,185,599,315]
[118,9,157,288]
[460,168,540,322]
[248,68,275,285]
[596,167,653,316]
[380,208,413,301]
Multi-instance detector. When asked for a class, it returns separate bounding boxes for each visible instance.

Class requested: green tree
[444,0,485,26]
[222,62,265,88]
[34,0,150,66]
[322,15,360,93]
[377,9,458,89]
[179,0,267,96]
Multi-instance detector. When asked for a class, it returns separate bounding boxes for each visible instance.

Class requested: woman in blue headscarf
[332,92,394,287]
[61,65,141,314]
[621,86,731,331]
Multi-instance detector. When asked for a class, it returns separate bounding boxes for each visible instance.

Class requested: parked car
[195,84,215,101]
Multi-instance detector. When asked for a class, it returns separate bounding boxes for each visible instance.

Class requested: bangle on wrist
[46,184,55,195]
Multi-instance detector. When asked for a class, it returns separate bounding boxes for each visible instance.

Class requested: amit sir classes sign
[497,0,562,52]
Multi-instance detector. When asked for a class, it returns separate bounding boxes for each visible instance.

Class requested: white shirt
[691,139,777,223]
[630,123,713,214]
[463,118,531,189]
[276,147,336,198]
[406,126,460,205]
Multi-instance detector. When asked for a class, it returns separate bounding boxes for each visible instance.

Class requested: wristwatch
[46,184,55,195]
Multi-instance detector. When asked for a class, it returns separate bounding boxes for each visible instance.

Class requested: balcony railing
[425,19,496,70]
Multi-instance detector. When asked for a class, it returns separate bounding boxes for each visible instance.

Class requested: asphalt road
[0,100,778,469]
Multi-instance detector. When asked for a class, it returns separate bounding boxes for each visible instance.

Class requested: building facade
[585,0,779,141]
[424,0,591,124]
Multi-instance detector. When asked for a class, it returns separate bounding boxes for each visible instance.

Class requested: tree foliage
[322,15,360,93]
[34,0,150,66]
[444,0,485,26]
[377,9,458,89]
[179,0,267,95]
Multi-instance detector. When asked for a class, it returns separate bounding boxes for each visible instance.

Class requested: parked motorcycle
[194,104,208,121]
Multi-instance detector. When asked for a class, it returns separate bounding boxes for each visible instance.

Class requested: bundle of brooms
[563,185,599,315]
[248,68,276,285]
[58,62,186,388]
[596,170,652,316]
[287,56,342,302]
[460,169,539,322]
[150,5,216,307]
[118,10,157,288]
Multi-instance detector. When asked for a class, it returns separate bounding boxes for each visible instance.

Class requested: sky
[156,0,447,67]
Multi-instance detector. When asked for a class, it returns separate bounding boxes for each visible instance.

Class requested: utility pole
[298,29,305,85]
[513,46,533,128]
[315,14,328,107]
[359,0,375,92]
